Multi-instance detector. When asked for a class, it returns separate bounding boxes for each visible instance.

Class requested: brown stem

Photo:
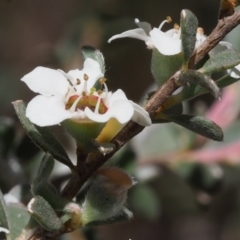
[35,10,240,240]
[60,11,240,201]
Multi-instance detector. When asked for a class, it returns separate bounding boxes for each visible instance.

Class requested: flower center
[65,75,108,114]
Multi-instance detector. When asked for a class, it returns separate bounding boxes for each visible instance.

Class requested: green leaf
[0,117,15,158]
[0,190,9,231]
[163,74,240,109]
[81,46,105,90]
[85,208,133,226]
[177,70,220,99]
[180,9,198,65]
[28,196,63,231]
[151,48,183,87]
[131,184,160,220]
[34,153,55,184]
[200,50,240,74]
[12,100,75,171]
[167,114,223,141]
[7,203,30,240]
[32,154,70,211]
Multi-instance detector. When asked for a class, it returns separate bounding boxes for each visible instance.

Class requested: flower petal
[21,67,69,96]
[150,28,182,55]
[108,28,149,44]
[85,100,134,124]
[26,95,75,126]
[129,100,152,126]
[68,58,103,92]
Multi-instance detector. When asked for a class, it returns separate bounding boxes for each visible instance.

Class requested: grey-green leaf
[0,190,9,231]
[85,208,133,226]
[177,70,220,99]
[12,100,75,171]
[27,196,63,231]
[151,48,183,87]
[164,74,240,108]
[81,46,105,74]
[180,9,198,65]
[200,50,240,74]
[7,203,30,240]
[167,114,223,141]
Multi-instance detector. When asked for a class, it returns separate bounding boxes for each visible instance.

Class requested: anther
[197,27,204,35]
[99,77,107,84]
[97,90,103,95]
[82,91,87,97]
[84,74,89,81]
[166,16,172,23]
[174,23,180,30]
[76,78,81,85]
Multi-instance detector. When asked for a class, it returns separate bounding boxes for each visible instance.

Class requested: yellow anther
[174,23,180,30]
[197,27,204,35]
[84,74,89,81]
[99,77,107,84]
[76,78,81,85]
[166,16,172,23]
[97,90,103,95]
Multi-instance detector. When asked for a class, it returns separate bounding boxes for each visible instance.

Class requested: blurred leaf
[27,195,63,231]
[130,184,160,219]
[180,9,198,65]
[12,100,75,171]
[200,50,240,74]
[177,70,220,99]
[167,114,223,141]
[151,48,183,86]
[0,117,15,158]
[7,203,30,240]
[0,190,9,231]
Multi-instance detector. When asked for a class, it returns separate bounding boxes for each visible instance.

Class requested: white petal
[130,101,152,126]
[228,63,240,78]
[108,28,149,44]
[68,58,103,92]
[85,100,134,124]
[21,67,69,96]
[0,227,9,234]
[108,89,128,104]
[26,95,74,126]
[150,28,182,55]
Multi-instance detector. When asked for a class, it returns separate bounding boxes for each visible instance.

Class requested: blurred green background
[2,0,240,240]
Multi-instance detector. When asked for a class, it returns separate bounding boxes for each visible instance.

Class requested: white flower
[21,58,151,127]
[108,17,182,55]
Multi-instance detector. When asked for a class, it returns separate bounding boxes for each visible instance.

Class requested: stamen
[94,96,101,114]
[197,27,204,35]
[174,23,180,30]
[84,74,89,81]
[82,91,87,97]
[76,78,81,85]
[97,90,103,95]
[159,16,172,30]
[69,96,81,112]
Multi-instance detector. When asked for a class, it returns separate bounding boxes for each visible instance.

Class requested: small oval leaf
[200,50,240,74]
[168,114,224,141]
[12,100,75,171]
[180,9,198,65]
